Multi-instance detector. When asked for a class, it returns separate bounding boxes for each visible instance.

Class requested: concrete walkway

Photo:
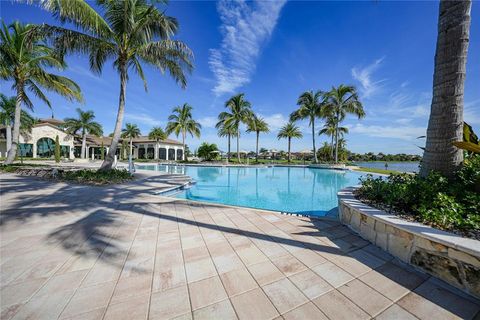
[1,173,479,320]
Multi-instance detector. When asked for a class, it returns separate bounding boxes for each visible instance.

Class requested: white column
[166,148,169,161]
[154,143,158,160]
[32,142,37,158]
[174,147,178,161]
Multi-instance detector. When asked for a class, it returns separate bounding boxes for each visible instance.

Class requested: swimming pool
[136,164,364,216]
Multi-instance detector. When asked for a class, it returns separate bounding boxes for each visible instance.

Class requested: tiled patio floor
[1,173,479,320]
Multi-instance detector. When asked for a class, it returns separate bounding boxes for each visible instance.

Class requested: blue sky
[2,0,480,154]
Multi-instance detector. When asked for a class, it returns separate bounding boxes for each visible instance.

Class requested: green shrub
[59,169,133,184]
[356,155,480,235]
[54,135,61,163]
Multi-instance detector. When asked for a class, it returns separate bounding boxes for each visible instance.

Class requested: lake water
[354,161,420,173]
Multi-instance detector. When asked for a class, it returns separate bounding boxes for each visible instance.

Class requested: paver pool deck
[1,172,479,320]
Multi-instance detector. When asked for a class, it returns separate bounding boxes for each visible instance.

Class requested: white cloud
[395,118,412,125]
[351,57,386,98]
[124,113,163,127]
[465,99,480,125]
[209,0,286,96]
[198,116,218,128]
[348,123,425,140]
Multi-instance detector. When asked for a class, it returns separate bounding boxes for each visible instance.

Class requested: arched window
[168,148,175,160]
[36,137,55,158]
[176,149,183,160]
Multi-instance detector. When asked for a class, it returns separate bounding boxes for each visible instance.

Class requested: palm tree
[420,0,472,178]
[324,85,364,163]
[36,0,193,170]
[216,120,237,162]
[277,121,303,163]
[165,103,201,160]
[148,126,166,160]
[0,21,82,164]
[63,108,103,159]
[0,94,35,153]
[219,94,254,163]
[319,116,348,161]
[290,90,325,163]
[122,123,141,158]
[247,115,270,162]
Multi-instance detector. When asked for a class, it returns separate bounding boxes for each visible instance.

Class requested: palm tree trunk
[312,117,317,163]
[334,113,339,163]
[4,83,23,165]
[81,132,87,159]
[330,134,334,161]
[420,0,471,178]
[130,138,133,157]
[6,123,12,153]
[256,131,259,162]
[237,128,240,163]
[288,137,291,163]
[227,134,231,162]
[182,130,186,161]
[100,63,127,170]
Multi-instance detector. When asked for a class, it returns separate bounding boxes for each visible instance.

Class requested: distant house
[0,118,183,160]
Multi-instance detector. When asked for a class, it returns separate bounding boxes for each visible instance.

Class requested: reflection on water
[136,165,364,216]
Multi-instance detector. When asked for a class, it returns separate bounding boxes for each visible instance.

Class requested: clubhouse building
[0,118,184,161]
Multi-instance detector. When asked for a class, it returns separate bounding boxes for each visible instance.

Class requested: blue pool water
[136,164,364,216]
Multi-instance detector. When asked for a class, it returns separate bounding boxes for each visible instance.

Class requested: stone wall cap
[338,187,480,258]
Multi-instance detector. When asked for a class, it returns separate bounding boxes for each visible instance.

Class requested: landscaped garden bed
[338,155,480,298]
[0,165,133,185]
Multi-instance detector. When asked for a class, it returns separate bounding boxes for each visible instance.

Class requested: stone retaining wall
[338,187,480,299]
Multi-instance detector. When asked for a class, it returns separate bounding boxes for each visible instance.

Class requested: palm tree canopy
[0,93,35,132]
[63,107,103,136]
[0,21,83,109]
[277,122,303,140]
[246,115,269,134]
[38,0,193,90]
[148,126,166,141]
[290,90,325,125]
[324,85,365,120]
[220,93,253,131]
[122,123,141,139]
[165,103,201,138]
[216,121,238,138]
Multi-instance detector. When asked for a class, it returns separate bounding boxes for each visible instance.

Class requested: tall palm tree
[319,116,348,161]
[324,85,364,163]
[63,108,103,159]
[148,126,166,160]
[247,115,270,162]
[0,94,36,153]
[216,120,237,162]
[219,93,254,163]
[277,121,303,163]
[290,90,325,163]
[36,0,193,170]
[0,21,82,164]
[420,0,472,178]
[122,123,141,158]
[165,103,201,160]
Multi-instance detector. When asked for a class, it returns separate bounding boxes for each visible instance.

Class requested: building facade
[0,118,184,161]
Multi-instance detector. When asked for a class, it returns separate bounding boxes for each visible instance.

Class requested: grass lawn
[352,166,401,175]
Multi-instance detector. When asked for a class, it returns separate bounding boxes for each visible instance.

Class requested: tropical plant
[290,90,325,163]
[35,0,193,170]
[247,114,270,162]
[0,93,36,151]
[0,21,82,164]
[317,142,332,162]
[219,93,254,163]
[63,108,103,159]
[100,141,105,160]
[319,116,348,161]
[420,0,472,178]
[121,123,141,158]
[324,85,364,163]
[197,142,219,161]
[54,135,61,163]
[216,120,237,162]
[148,126,166,160]
[165,103,201,160]
[277,121,303,162]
